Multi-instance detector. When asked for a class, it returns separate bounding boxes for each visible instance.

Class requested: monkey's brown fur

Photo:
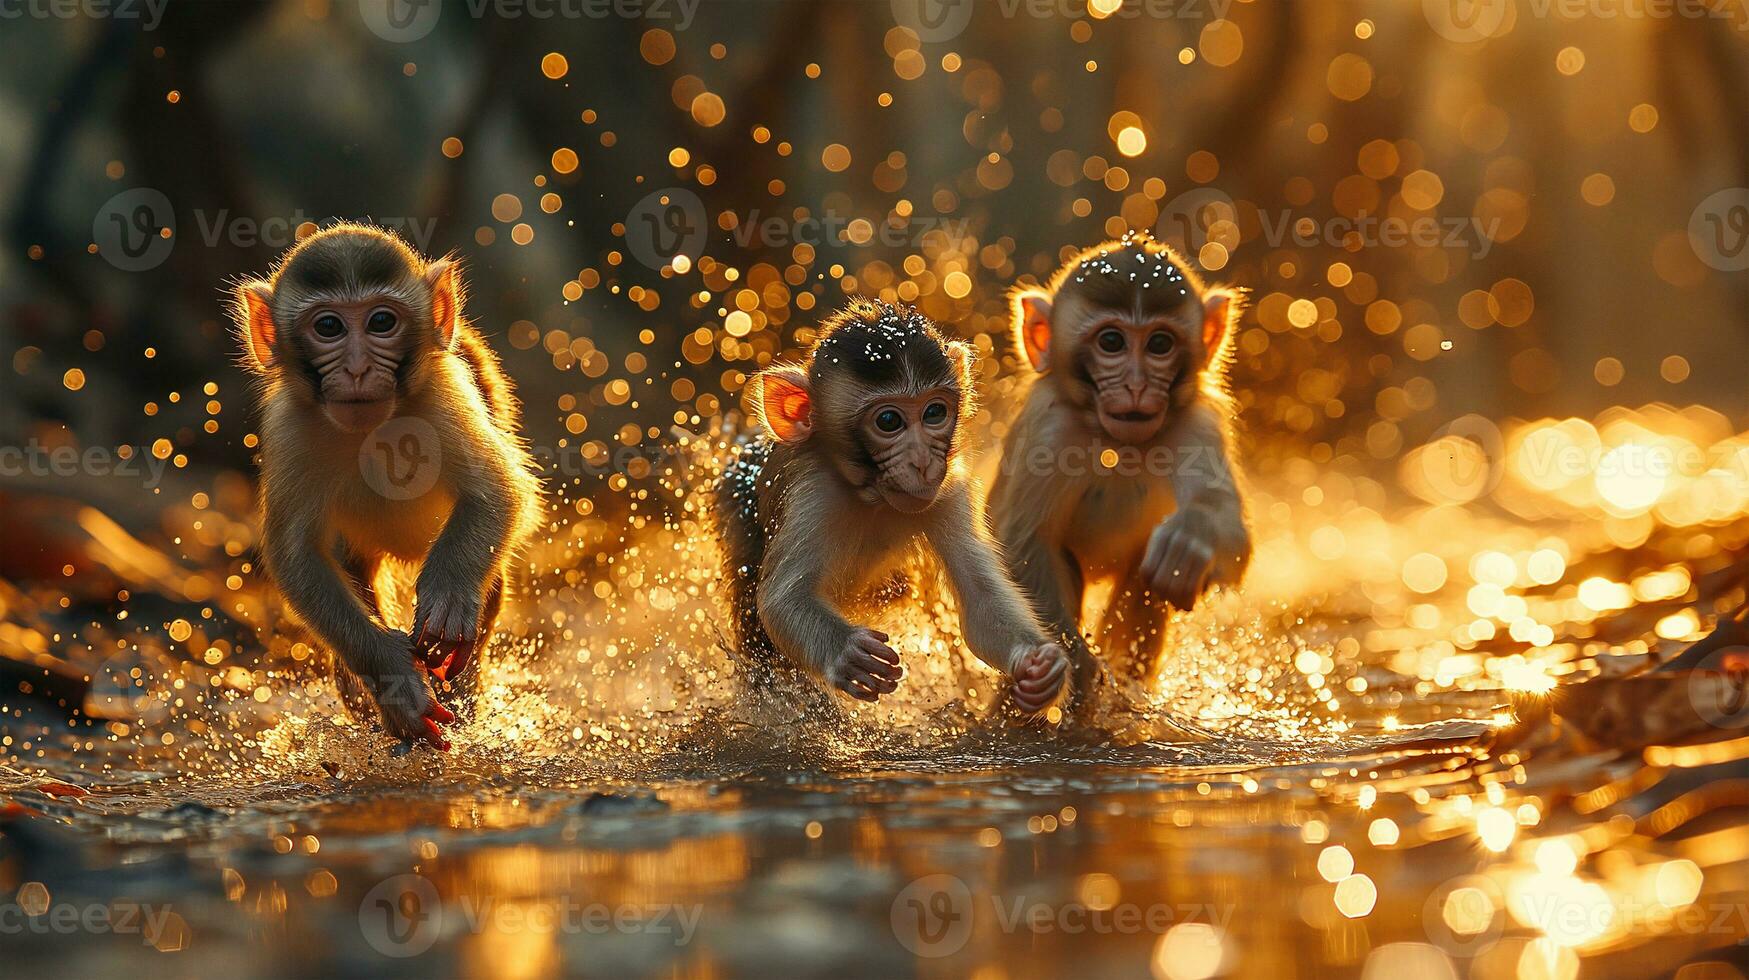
[990,237,1252,688]
[715,299,1071,713]
[232,222,541,748]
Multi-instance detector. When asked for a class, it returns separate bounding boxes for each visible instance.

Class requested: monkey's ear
[945,341,977,406]
[752,364,813,444]
[946,340,976,385]
[1201,287,1243,356]
[236,280,277,371]
[426,259,460,350]
[1012,290,1052,373]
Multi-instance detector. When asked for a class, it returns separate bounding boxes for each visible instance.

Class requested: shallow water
[3,413,1748,978]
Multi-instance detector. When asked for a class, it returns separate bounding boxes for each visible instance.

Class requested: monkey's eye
[874,408,905,433]
[1146,331,1176,355]
[922,401,949,426]
[367,310,398,334]
[313,314,346,339]
[1096,329,1126,354]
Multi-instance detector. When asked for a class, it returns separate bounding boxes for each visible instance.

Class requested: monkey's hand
[1140,507,1239,611]
[362,634,455,751]
[826,628,903,703]
[1010,643,1071,716]
[412,581,484,683]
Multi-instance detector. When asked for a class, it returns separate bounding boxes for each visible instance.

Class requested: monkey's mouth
[324,396,397,433]
[879,485,940,514]
[1097,408,1166,445]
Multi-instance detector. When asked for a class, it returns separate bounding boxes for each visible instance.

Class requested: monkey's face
[1072,312,1191,446]
[855,387,960,513]
[298,299,413,432]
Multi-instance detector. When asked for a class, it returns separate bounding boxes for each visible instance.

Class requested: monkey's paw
[369,656,455,752]
[827,628,903,703]
[413,584,484,682]
[1011,643,1071,715]
[1140,511,1223,611]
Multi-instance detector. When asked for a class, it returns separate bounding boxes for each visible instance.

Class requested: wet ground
[2,408,1747,979]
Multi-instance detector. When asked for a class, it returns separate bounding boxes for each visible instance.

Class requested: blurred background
[1,0,1744,515]
[1,4,1748,978]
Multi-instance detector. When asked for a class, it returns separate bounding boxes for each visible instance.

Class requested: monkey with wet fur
[990,238,1252,686]
[715,299,1070,714]
[232,223,541,750]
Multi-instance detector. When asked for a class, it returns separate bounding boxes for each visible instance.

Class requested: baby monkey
[715,299,1069,714]
[991,238,1252,684]
[232,223,540,750]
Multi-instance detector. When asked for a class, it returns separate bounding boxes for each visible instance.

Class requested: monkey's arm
[413,420,532,675]
[932,482,1070,714]
[989,462,1090,661]
[756,480,901,701]
[263,491,447,745]
[928,483,1050,672]
[1141,400,1252,609]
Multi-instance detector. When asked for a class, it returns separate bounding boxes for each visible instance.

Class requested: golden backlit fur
[991,238,1253,689]
[233,223,541,748]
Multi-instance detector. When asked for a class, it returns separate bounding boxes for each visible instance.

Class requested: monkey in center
[990,237,1253,686]
[715,299,1071,714]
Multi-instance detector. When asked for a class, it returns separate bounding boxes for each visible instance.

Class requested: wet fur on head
[1008,235,1245,402]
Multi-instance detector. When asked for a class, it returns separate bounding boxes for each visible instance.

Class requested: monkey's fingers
[835,676,882,702]
[427,702,456,725]
[852,650,903,683]
[854,634,902,667]
[1012,666,1068,713]
[418,717,452,752]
